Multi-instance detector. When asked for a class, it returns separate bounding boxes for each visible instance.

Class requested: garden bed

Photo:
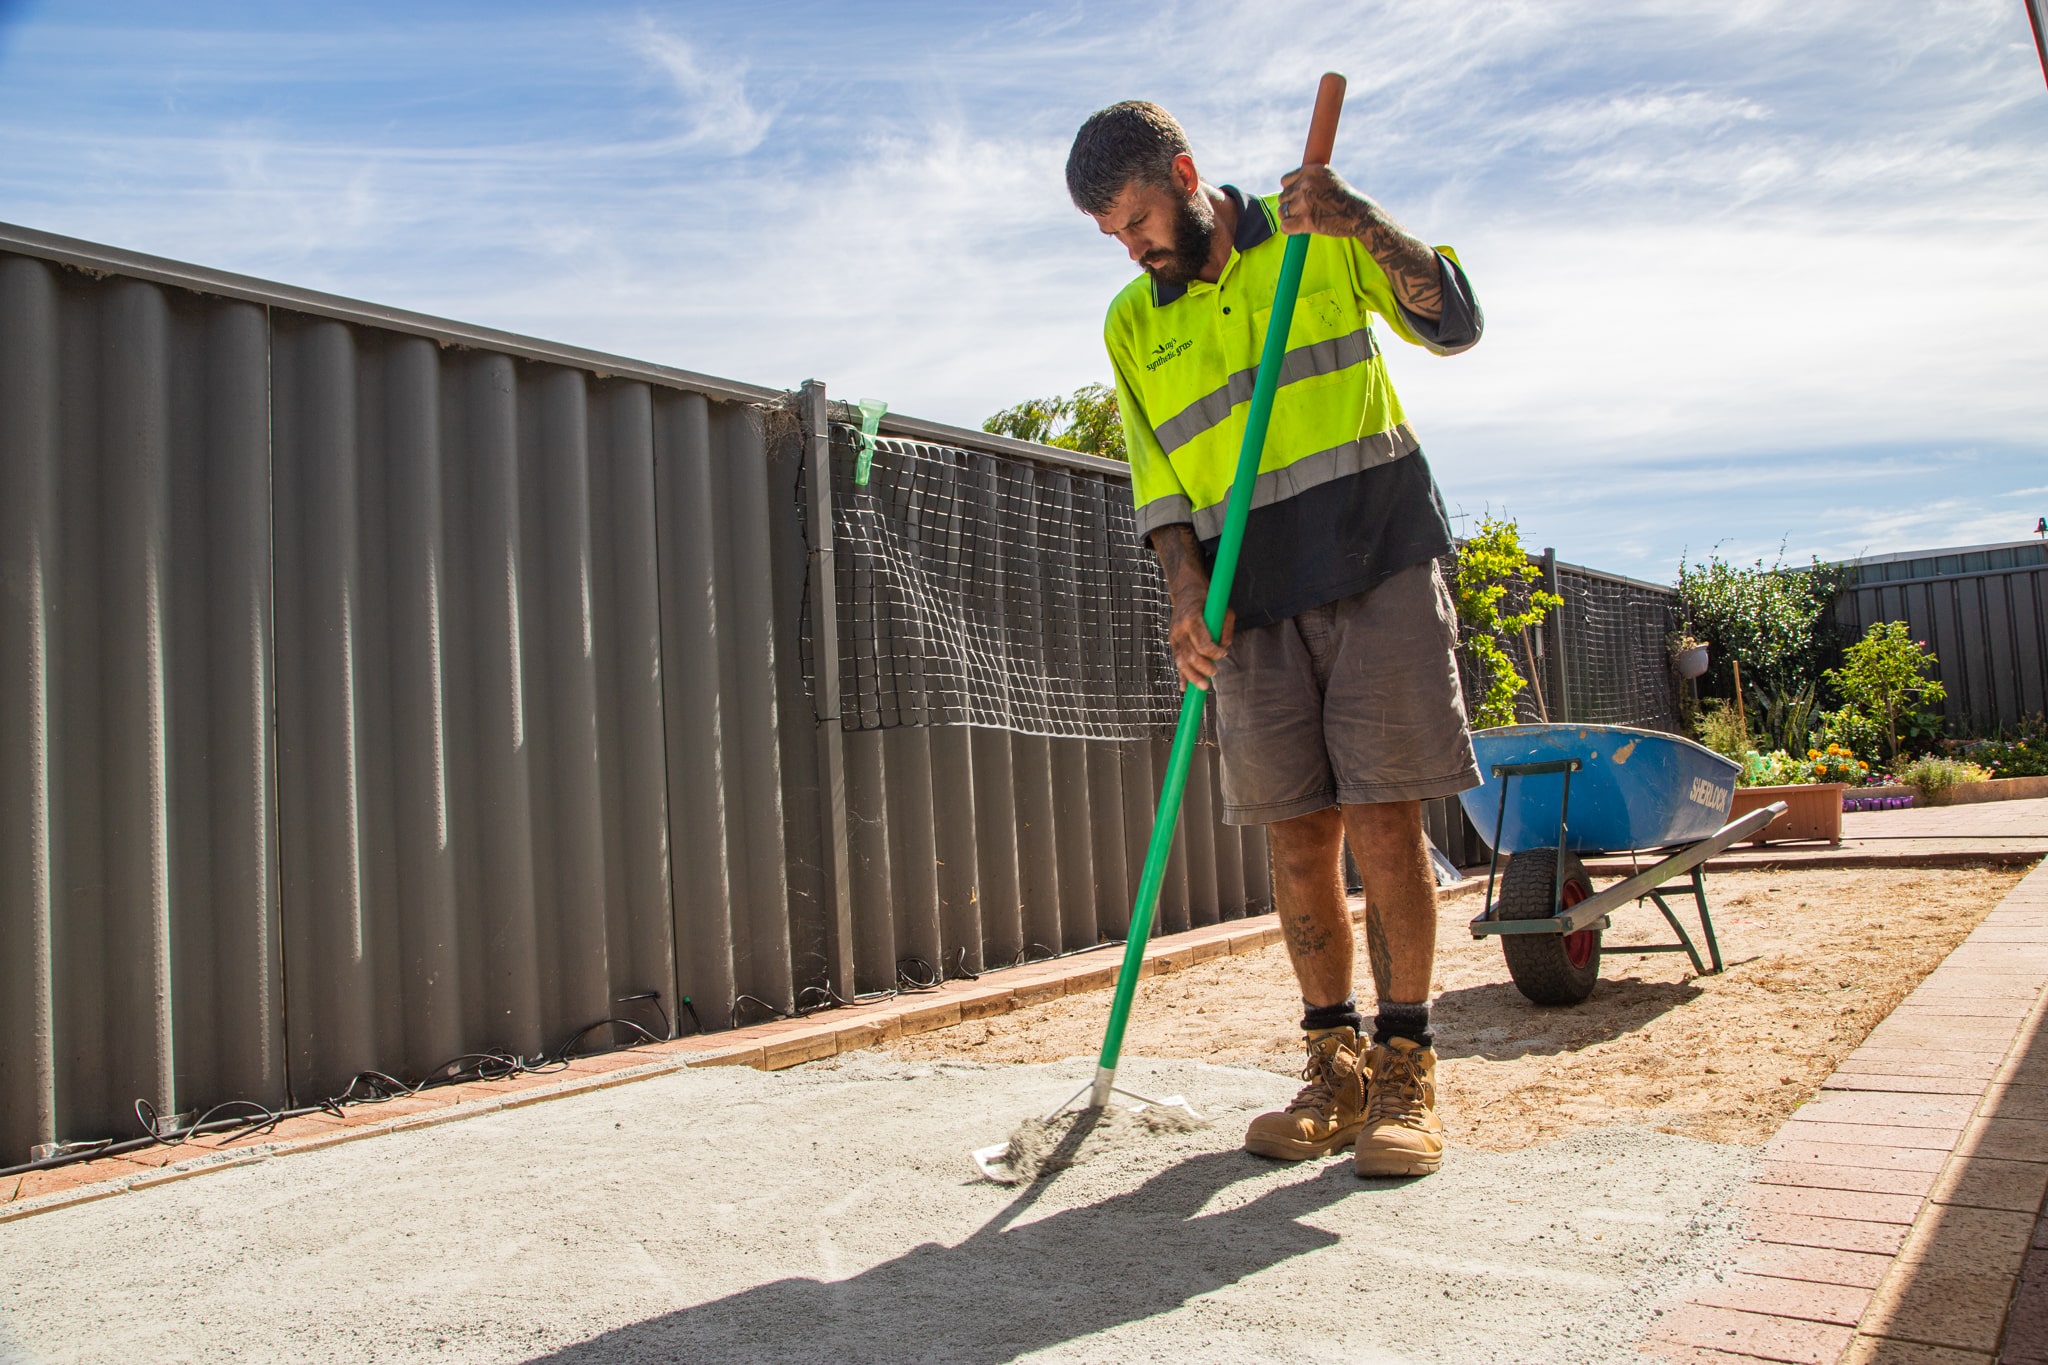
[1850,774,2048,806]
[882,865,2027,1150]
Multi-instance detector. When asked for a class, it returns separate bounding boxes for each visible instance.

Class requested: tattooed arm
[1276,164,1445,322]
[1149,525,1235,691]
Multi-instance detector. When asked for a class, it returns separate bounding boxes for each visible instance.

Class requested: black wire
[1,989,688,1183]
[731,994,790,1029]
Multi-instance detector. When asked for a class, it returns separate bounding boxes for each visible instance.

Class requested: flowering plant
[1804,744,1868,785]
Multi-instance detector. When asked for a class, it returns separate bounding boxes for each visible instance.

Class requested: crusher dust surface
[0,1055,1761,1365]
[884,865,2027,1149]
[984,1098,1209,1184]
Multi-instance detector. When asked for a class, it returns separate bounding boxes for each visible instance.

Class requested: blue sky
[1,0,2044,581]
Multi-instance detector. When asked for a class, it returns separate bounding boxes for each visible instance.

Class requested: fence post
[799,380,858,1001]
[1544,547,1569,723]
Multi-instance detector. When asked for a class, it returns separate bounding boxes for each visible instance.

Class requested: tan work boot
[1354,1036,1444,1177]
[1244,1027,1367,1160]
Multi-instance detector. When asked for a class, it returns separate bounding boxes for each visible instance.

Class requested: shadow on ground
[1432,975,1702,1061]
[526,1144,1383,1365]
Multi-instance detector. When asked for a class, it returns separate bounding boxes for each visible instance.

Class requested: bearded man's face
[1093,176,1215,286]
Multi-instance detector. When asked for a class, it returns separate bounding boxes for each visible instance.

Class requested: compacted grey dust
[0,1054,1754,1365]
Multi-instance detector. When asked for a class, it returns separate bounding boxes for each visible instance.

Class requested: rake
[974,72,1348,1179]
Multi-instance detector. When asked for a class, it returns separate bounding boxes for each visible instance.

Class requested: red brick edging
[1644,857,2048,1364]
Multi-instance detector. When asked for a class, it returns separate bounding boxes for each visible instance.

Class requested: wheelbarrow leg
[1689,863,1724,974]
[1642,864,1725,978]
[1644,889,1709,976]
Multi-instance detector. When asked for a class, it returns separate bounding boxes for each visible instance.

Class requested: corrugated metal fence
[0,226,1275,1160]
[1832,549,2048,735]
[0,224,1701,1162]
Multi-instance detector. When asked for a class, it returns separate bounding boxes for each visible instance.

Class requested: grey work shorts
[1209,560,1481,825]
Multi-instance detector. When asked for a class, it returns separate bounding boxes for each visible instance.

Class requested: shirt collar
[1150,184,1276,307]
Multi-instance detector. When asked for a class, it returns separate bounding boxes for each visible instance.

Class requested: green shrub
[1810,705,1884,764]
[1823,621,1947,762]
[1895,754,1989,804]
[983,383,1126,461]
[1692,698,1749,761]
[1451,517,1561,728]
[1677,552,1840,753]
[1962,723,2048,779]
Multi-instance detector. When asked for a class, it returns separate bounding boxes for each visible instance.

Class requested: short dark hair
[1065,101,1190,215]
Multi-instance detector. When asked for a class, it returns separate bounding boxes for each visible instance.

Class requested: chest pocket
[1254,287,1359,351]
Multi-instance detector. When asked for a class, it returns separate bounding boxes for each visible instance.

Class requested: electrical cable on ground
[0,990,689,1183]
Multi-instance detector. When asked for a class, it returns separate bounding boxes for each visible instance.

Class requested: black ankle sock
[1300,997,1363,1035]
[1374,1002,1433,1049]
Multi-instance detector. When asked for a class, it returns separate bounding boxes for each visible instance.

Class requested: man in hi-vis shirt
[1068,100,1483,1177]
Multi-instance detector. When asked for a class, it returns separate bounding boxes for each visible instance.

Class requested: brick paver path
[1645,857,2048,1363]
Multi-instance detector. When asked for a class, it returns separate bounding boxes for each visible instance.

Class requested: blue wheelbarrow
[1456,724,1787,1006]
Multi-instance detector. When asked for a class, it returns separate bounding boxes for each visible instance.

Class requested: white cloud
[627,20,773,156]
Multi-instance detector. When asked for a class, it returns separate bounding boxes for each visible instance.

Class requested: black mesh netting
[1460,560,1682,733]
[822,426,1184,739]
[1553,565,1683,731]
[811,420,1681,740]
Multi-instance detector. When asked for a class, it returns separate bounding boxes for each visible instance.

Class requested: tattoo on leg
[1284,913,1332,958]
[1365,903,1394,1000]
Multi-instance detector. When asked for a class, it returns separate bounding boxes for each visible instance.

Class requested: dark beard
[1143,192,1215,287]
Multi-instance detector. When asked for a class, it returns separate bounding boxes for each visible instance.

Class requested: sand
[884,866,2024,1148]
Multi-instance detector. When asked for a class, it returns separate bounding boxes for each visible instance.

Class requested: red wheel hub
[1560,878,1595,969]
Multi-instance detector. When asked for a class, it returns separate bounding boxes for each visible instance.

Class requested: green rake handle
[1090,73,1347,1107]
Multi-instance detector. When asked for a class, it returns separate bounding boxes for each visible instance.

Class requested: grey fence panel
[1834,565,2048,735]
[650,392,808,1026]
[835,728,1253,985]
[269,322,684,1100]
[0,257,282,1157]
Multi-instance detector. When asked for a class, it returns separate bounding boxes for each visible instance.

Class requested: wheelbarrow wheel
[1497,848,1601,1006]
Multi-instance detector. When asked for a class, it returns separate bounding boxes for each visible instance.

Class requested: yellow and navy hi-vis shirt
[1106,185,1482,629]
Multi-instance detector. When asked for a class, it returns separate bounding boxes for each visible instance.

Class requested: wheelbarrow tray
[1459,724,1738,857]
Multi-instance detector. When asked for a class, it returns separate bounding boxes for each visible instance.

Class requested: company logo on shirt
[1145,337,1193,371]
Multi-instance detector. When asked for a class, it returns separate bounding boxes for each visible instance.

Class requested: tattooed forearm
[1149,525,1208,605]
[1279,166,1445,322]
[1359,214,1444,321]
[1365,903,1395,1001]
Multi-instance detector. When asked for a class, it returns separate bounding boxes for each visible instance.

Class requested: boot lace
[1366,1046,1429,1125]
[1288,1040,1352,1114]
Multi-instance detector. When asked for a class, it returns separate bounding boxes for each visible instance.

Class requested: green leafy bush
[1895,754,1989,804]
[1823,621,1948,762]
[1810,705,1884,764]
[1693,698,1749,761]
[1677,552,1840,753]
[1452,517,1562,728]
[1895,754,1990,802]
[1962,717,2048,778]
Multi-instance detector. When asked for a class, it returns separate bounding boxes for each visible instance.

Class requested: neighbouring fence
[1831,542,2048,736]
[0,223,1691,1162]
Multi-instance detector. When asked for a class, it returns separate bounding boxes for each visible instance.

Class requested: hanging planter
[1668,630,1710,680]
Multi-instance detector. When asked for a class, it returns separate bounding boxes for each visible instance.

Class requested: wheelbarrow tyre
[1497,848,1601,1006]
